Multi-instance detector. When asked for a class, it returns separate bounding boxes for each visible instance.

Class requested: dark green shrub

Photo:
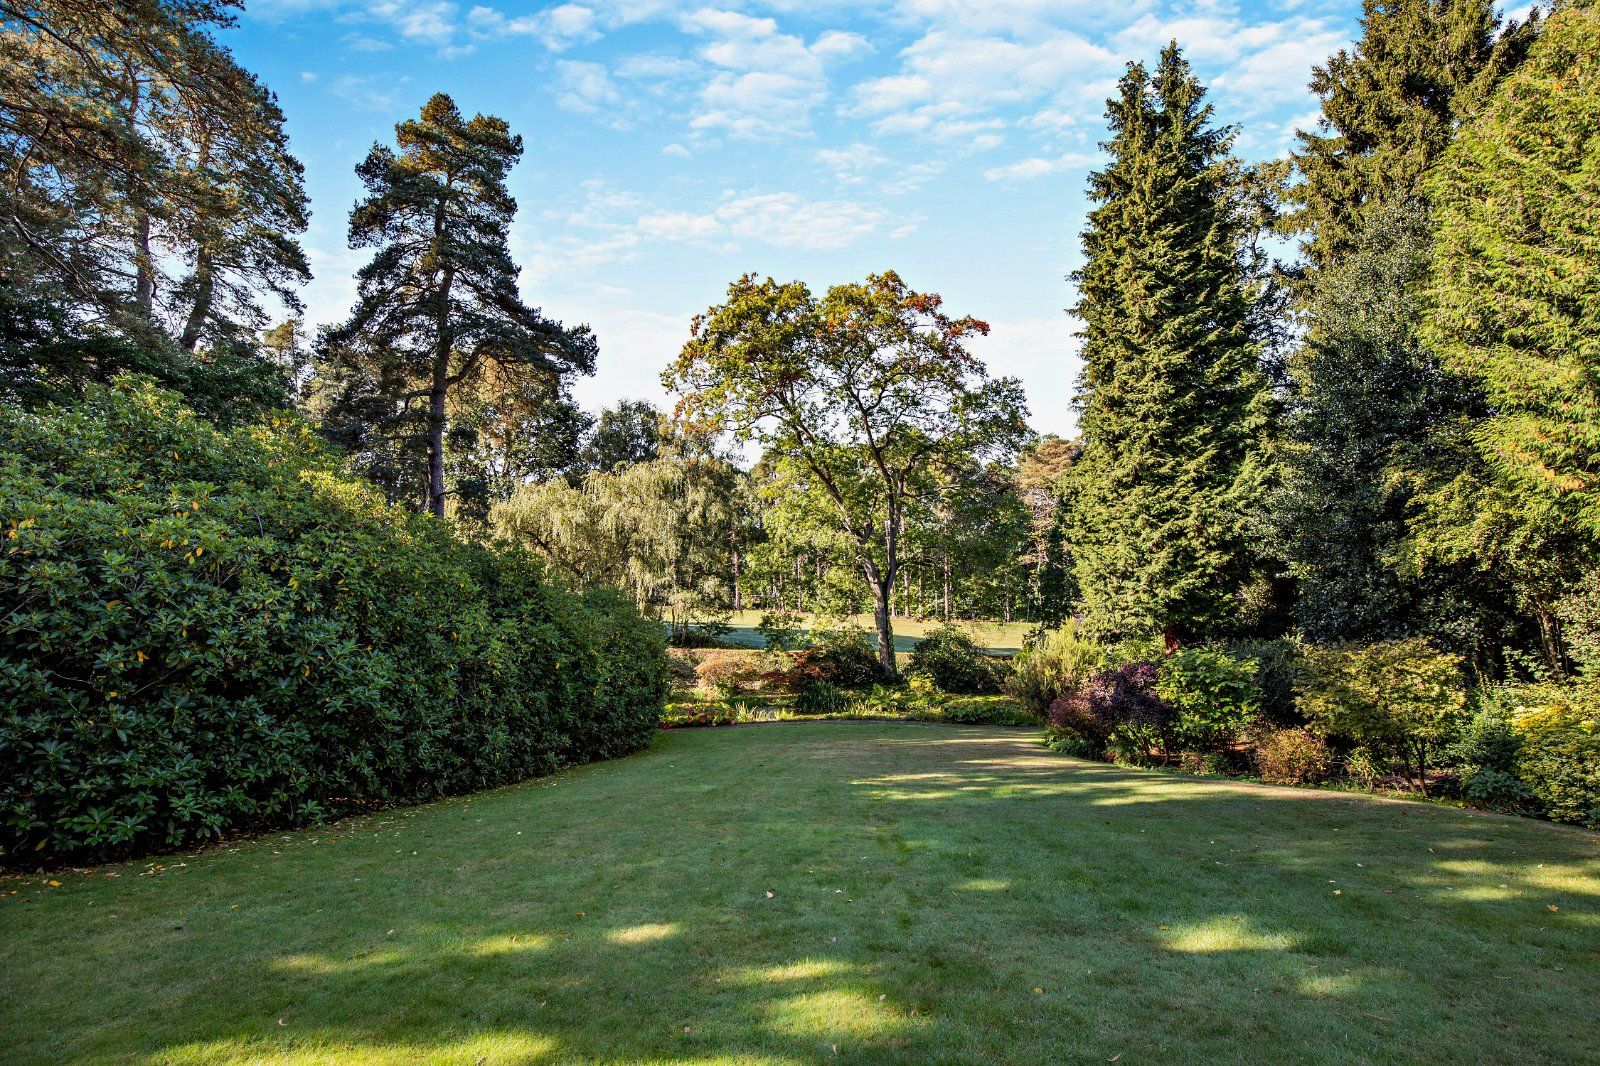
[908,624,1001,694]
[789,628,881,688]
[1044,728,1102,759]
[1226,638,1300,725]
[795,680,849,715]
[1157,648,1261,753]
[1007,622,1102,716]
[0,381,669,865]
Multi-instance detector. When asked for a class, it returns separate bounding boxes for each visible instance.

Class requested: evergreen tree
[1272,0,1534,645]
[1425,0,1600,540]
[1,0,310,411]
[316,94,595,518]
[1066,44,1272,647]
[1035,501,1073,629]
[0,0,308,341]
[1415,0,1600,671]
[1286,0,1531,273]
[582,398,663,474]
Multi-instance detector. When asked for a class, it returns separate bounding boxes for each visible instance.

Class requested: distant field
[717,611,1033,654]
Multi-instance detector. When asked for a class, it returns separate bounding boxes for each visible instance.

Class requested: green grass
[719,611,1033,654]
[4,723,1598,1064]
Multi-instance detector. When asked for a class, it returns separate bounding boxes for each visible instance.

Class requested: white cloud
[467,3,600,49]
[554,60,631,128]
[680,7,875,139]
[661,142,693,157]
[983,151,1099,181]
[850,29,1119,144]
[363,0,459,45]
[328,73,402,110]
[816,143,889,184]
[636,191,891,251]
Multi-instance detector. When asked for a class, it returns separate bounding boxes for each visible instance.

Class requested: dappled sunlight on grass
[957,878,1010,892]
[271,950,408,975]
[470,932,555,956]
[728,959,857,984]
[606,922,678,944]
[762,989,910,1040]
[147,1031,560,1065]
[1159,916,1297,953]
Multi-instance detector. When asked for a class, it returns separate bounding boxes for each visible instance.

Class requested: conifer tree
[1271,0,1534,644]
[1414,0,1600,669]
[1425,0,1600,538]
[1286,0,1530,272]
[1066,44,1271,647]
[317,94,595,518]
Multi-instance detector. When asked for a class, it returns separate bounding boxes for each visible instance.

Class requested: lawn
[3,724,1598,1064]
[718,611,1033,654]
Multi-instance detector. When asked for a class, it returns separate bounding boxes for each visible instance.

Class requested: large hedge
[0,381,668,865]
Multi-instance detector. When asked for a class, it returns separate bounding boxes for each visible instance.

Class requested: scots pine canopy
[1067,44,1271,646]
[316,93,595,518]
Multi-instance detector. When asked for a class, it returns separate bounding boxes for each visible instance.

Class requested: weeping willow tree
[491,450,741,638]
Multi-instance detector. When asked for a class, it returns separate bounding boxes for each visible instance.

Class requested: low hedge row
[1,381,668,865]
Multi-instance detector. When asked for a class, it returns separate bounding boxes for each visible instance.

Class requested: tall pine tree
[315,94,595,518]
[1066,44,1271,647]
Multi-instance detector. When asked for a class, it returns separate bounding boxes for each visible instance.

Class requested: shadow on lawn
[8,726,1599,1064]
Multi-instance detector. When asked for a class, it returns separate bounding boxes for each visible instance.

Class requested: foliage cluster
[906,625,1003,694]
[0,382,668,864]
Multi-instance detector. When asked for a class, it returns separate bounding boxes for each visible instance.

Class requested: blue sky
[230,0,1367,437]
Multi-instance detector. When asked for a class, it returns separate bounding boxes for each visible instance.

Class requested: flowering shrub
[0,381,668,865]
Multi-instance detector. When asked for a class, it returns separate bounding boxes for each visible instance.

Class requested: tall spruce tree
[316,94,595,518]
[1066,44,1271,647]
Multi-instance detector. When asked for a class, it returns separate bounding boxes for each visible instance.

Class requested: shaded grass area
[3,723,1598,1064]
[717,611,1033,654]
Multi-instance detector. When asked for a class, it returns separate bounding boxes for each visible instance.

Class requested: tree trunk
[942,555,952,622]
[1162,624,1181,655]
[871,579,896,679]
[426,263,456,519]
[178,252,214,351]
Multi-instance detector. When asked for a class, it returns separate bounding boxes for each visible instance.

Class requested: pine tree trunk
[426,264,456,519]
[178,252,214,351]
